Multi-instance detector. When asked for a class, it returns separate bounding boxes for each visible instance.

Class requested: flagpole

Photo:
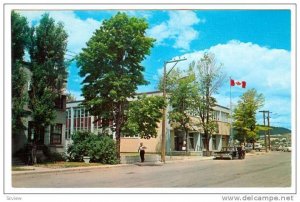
[229,77,233,146]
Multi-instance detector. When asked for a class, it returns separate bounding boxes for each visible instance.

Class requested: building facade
[167,105,230,156]
[12,67,67,155]
[65,92,230,156]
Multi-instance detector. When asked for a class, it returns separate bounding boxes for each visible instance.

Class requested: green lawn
[12,162,106,171]
[35,161,104,169]
[12,153,158,170]
[12,166,35,171]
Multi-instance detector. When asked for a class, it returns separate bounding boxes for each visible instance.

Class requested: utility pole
[161,58,186,163]
[267,111,272,151]
[259,110,269,152]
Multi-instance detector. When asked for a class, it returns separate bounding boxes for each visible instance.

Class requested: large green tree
[191,53,226,155]
[166,68,198,152]
[11,11,30,135]
[233,89,265,145]
[77,12,155,160]
[28,14,68,143]
[123,95,166,139]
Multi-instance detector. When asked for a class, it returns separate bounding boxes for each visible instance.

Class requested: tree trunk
[114,102,124,162]
[204,133,211,156]
[185,129,188,154]
[115,126,121,161]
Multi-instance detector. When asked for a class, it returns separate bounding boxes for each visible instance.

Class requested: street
[12,151,291,188]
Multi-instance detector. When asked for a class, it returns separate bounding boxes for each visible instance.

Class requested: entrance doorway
[28,121,45,144]
[174,131,186,151]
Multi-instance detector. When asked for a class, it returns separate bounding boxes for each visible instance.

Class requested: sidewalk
[12,152,271,175]
[12,155,214,175]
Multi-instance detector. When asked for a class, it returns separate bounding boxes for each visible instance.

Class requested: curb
[135,162,163,166]
[12,163,130,175]
[165,157,214,163]
[12,156,214,175]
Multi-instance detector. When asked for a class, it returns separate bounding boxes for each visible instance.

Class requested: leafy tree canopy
[190,52,226,152]
[233,88,265,143]
[77,12,155,159]
[11,11,30,63]
[11,11,30,133]
[167,67,197,133]
[123,95,166,139]
[77,12,155,117]
[28,13,68,138]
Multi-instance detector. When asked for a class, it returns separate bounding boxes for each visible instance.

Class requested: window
[188,133,195,151]
[212,136,217,150]
[28,121,45,144]
[65,109,71,139]
[122,132,139,138]
[221,112,229,122]
[51,124,62,145]
[174,131,185,151]
[212,111,219,121]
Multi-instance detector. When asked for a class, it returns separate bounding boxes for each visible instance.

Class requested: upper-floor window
[51,124,62,145]
[211,111,219,120]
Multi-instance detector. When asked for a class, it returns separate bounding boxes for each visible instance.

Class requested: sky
[18,10,292,129]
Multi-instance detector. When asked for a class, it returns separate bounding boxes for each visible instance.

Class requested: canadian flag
[230,79,246,88]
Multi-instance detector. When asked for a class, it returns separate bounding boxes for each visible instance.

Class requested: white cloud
[18,11,102,54]
[147,10,202,51]
[169,40,291,94]
[159,40,291,128]
[125,10,153,19]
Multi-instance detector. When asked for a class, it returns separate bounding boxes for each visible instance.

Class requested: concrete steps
[120,154,160,164]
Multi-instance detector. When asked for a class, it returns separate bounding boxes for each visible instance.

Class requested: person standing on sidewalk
[138,142,147,162]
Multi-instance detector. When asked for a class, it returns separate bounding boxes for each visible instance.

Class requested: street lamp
[161,58,187,163]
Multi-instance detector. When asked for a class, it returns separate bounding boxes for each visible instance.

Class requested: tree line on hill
[257,126,291,136]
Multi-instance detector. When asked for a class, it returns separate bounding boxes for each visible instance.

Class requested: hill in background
[257,126,291,136]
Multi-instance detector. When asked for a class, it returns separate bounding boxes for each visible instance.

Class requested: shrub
[47,152,66,162]
[67,131,90,161]
[88,135,118,164]
[67,131,118,164]
[13,146,27,163]
[40,145,66,163]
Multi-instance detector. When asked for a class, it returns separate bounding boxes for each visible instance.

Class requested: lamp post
[161,58,187,163]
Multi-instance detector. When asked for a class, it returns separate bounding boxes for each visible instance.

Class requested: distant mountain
[257,126,291,136]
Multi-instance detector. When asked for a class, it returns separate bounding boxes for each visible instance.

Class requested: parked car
[244,143,263,152]
[244,145,252,153]
[282,146,292,152]
[213,146,245,160]
[271,146,283,151]
[277,145,284,151]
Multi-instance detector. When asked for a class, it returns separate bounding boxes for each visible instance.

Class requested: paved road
[12,151,291,188]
